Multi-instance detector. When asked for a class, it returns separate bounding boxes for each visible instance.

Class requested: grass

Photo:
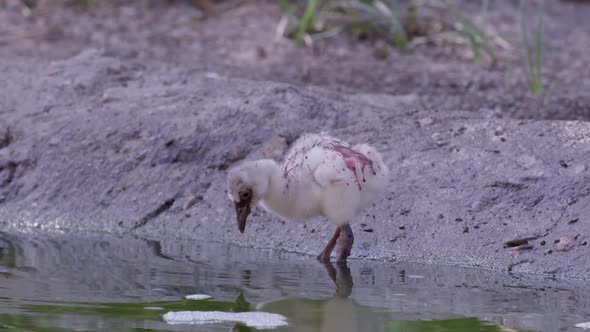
[519,0,544,96]
[297,0,321,45]
[277,0,548,96]
[276,1,499,61]
[443,1,495,63]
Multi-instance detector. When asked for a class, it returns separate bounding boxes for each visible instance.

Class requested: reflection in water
[258,262,521,332]
[230,262,354,332]
[0,235,17,269]
[0,231,588,331]
[259,261,385,332]
[323,261,353,298]
[246,262,360,332]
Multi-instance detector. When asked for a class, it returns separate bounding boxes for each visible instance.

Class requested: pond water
[0,231,588,331]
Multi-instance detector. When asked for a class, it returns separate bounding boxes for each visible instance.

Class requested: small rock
[183,195,202,210]
[431,132,448,146]
[418,117,433,127]
[505,238,530,248]
[568,218,579,225]
[555,237,576,252]
[463,226,469,233]
[517,244,533,251]
[504,235,544,248]
[571,164,587,174]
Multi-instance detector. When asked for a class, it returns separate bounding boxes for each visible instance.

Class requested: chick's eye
[239,191,250,200]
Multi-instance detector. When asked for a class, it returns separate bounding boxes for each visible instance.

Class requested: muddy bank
[0,50,588,279]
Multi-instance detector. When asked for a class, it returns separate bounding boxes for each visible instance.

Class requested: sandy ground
[0,0,589,279]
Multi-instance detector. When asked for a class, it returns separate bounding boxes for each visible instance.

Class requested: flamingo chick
[226,133,389,263]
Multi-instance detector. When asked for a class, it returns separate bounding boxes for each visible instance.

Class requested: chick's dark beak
[235,202,251,233]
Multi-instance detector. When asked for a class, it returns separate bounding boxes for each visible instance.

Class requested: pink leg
[337,224,354,263]
[317,227,341,263]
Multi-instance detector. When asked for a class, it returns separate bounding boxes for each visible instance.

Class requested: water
[0,231,588,332]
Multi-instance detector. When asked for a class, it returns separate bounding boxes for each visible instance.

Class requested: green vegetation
[518,0,544,96]
[385,317,532,332]
[0,294,250,331]
[0,294,534,331]
[297,0,321,46]
[277,0,499,62]
[278,0,548,96]
[25,293,250,321]
[0,313,72,332]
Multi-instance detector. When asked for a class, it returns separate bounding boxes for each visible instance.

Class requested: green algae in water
[23,294,249,322]
[0,294,533,332]
[385,317,533,332]
[1,295,248,331]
